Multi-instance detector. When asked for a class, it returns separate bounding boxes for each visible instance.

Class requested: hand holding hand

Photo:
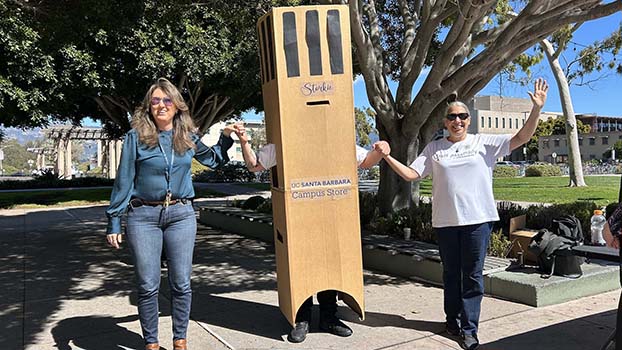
[373,141,391,157]
[107,233,123,249]
[233,123,249,143]
[223,122,242,137]
[528,78,548,109]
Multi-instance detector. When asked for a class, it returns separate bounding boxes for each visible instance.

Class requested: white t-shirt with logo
[409,134,512,228]
[257,143,370,169]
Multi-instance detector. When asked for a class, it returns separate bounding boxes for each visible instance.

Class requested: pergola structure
[43,126,122,179]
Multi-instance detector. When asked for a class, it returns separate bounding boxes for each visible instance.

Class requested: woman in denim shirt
[106,78,235,350]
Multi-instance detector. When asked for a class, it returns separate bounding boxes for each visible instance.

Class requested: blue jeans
[126,201,196,344]
[435,222,492,336]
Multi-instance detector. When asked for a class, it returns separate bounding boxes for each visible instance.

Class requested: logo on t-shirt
[432,144,477,161]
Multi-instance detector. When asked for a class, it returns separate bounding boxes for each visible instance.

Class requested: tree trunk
[542,40,587,187]
[377,122,420,215]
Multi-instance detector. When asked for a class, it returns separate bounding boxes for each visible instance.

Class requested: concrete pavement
[1,201,620,350]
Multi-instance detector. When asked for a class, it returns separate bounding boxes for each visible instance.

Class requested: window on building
[236,147,242,153]
[502,118,506,128]
[481,116,484,127]
[488,117,492,128]
[589,137,596,145]
[602,137,609,145]
[522,119,525,126]
[516,118,519,128]
[509,118,512,129]
[578,138,583,146]
[495,117,498,128]
[543,140,549,149]
[618,135,622,139]
[554,139,560,147]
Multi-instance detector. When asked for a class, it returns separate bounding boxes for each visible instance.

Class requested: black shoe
[446,323,461,336]
[319,316,352,337]
[288,321,309,343]
[461,333,479,350]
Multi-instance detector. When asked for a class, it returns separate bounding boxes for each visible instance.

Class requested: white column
[108,140,117,179]
[56,139,65,178]
[64,140,72,179]
[97,140,102,167]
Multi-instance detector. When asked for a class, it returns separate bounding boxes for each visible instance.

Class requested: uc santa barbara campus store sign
[289,176,353,201]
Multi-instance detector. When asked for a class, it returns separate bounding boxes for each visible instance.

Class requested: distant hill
[3,127,44,145]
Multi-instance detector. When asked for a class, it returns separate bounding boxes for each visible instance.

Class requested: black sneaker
[319,316,352,337]
[287,321,309,343]
[461,333,479,350]
[446,323,461,336]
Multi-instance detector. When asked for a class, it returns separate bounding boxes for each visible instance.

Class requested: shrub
[193,161,255,183]
[242,195,266,210]
[256,198,272,214]
[493,166,518,178]
[525,164,562,177]
[488,229,512,258]
[359,191,378,226]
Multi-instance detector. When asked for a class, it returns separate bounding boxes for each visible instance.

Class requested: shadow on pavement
[480,309,616,350]
[50,315,146,350]
[0,206,138,348]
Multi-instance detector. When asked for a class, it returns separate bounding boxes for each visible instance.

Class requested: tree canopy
[1,0,300,136]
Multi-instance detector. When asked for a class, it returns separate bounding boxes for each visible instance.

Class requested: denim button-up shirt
[106,129,233,234]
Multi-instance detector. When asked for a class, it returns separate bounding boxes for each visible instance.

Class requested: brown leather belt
[130,198,190,208]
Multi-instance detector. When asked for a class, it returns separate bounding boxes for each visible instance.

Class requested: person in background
[106,78,237,350]
[376,79,548,350]
[232,123,388,343]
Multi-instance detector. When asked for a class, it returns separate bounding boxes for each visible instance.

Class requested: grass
[418,175,620,206]
[0,187,225,209]
[1,176,619,209]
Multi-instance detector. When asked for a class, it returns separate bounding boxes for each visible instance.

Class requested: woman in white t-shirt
[377,78,548,350]
[231,124,388,343]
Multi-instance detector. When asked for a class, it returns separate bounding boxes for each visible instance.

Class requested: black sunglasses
[446,113,470,121]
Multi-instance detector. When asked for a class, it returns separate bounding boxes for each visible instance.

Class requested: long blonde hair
[131,78,196,154]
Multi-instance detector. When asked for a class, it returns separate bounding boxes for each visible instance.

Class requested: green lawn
[419,175,620,206]
[1,176,619,209]
[0,187,224,209]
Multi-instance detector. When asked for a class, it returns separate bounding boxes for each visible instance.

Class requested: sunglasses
[446,113,470,121]
[150,97,174,107]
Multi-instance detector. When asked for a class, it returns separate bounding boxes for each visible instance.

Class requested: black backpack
[528,215,584,279]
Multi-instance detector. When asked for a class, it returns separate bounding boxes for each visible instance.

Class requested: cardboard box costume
[257,5,365,326]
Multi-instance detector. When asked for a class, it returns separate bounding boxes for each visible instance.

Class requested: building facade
[538,114,622,163]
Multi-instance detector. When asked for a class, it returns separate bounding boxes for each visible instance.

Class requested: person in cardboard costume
[233,124,387,342]
[377,78,548,350]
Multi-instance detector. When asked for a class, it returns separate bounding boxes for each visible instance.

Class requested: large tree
[321,0,622,213]
[1,0,299,136]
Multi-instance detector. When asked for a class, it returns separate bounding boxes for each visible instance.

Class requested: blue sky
[244,12,622,122]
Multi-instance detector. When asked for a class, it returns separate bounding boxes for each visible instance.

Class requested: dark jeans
[126,201,196,344]
[295,290,338,322]
[435,222,492,336]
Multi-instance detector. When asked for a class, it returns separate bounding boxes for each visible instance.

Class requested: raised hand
[527,78,548,109]
[223,122,243,138]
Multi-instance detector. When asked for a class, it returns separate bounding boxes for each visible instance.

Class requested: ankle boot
[173,338,187,350]
[145,344,160,350]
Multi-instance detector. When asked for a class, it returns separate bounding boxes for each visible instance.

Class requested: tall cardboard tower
[256,5,365,326]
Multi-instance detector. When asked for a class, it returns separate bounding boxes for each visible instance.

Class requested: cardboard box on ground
[509,215,539,265]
